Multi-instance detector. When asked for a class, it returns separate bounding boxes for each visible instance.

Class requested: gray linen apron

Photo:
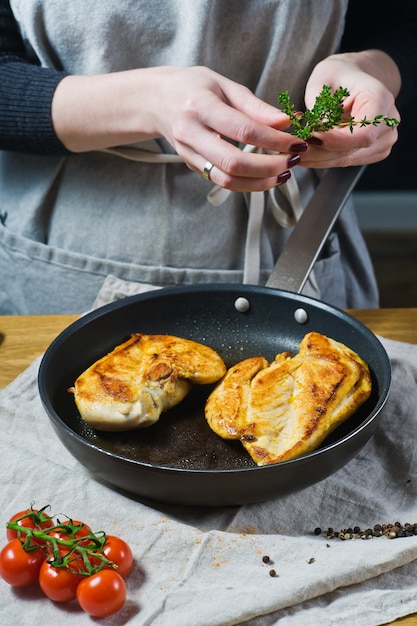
[0,0,378,313]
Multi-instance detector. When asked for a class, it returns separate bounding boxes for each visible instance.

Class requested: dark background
[355,97,417,308]
[357,100,416,191]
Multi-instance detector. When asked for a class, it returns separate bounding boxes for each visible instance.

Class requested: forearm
[51,68,169,153]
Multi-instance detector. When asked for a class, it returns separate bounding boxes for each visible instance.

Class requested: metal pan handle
[266,165,365,293]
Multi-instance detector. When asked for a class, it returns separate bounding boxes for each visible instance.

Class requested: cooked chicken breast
[70,334,226,431]
[205,332,372,465]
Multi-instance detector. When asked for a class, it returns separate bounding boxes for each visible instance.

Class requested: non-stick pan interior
[38,285,391,504]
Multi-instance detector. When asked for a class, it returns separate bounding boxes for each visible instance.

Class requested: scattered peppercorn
[262,555,270,563]
[314,521,417,540]
[269,569,276,577]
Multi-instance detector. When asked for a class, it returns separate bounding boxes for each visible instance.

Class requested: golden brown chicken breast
[205,332,372,465]
[70,334,226,431]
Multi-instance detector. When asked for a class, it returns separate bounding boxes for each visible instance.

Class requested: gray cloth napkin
[1,299,417,624]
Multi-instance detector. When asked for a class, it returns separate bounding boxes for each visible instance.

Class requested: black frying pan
[38,167,391,506]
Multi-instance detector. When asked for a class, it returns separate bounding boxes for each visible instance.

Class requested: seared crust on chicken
[70,334,226,431]
[205,332,372,465]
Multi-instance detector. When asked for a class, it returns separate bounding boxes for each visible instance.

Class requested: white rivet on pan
[234,297,251,313]
[294,308,308,324]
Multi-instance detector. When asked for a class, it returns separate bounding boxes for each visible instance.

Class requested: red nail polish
[276,170,291,186]
[290,142,308,152]
[306,136,323,146]
[287,154,300,168]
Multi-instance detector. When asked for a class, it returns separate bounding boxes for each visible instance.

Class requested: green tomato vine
[278,85,399,140]
[7,505,115,576]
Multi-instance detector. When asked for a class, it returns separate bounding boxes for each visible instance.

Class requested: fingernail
[287,154,300,168]
[290,142,308,152]
[276,170,291,186]
[306,136,323,146]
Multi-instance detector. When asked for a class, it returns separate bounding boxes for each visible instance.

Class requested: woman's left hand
[300,51,401,169]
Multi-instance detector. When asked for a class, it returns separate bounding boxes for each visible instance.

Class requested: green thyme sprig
[278,85,399,140]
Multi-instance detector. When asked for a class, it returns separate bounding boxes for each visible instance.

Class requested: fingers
[300,89,400,168]
[203,73,293,135]
[184,137,302,192]
[197,161,296,192]
[174,91,301,157]
[157,67,310,191]
[299,120,399,169]
[172,93,306,191]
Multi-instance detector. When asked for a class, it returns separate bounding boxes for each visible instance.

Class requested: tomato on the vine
[0,539,44,587]
[2,504,132,618]
[102,535,133,578]
[77,569,126,617]
[7,509,54,545]
[39,555,83,603]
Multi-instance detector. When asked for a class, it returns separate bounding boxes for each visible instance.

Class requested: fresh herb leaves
[278,85,399,139]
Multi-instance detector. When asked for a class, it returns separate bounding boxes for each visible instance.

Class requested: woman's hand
[148,66,307,190]
[300,50,401,169]
[52,66,306,192]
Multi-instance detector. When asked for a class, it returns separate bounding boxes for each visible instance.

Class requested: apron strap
[99,143,320,297]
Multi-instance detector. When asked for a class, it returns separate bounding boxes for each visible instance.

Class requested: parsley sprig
[278,85,399,140]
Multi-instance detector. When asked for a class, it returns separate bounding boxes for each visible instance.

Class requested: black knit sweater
[0,0,69,153]
[0,0,416,155]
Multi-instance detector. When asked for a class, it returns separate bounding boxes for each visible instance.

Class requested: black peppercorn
[314,521,417,541]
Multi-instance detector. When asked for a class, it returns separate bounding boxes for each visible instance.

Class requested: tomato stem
[6,507,117,576]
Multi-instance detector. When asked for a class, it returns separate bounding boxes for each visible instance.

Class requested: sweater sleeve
[341,0,417,107]
[0,0,70,154]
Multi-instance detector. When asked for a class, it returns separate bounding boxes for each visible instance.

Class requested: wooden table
[1,309,417,626]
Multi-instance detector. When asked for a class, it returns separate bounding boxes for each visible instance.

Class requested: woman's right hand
[144,66,307,190]
[52,65,307,192]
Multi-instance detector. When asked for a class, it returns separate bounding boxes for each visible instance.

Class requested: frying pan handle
[266,165,365,293]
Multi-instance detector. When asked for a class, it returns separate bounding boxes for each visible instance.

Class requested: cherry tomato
[0,539,44,587]
[39,556,82,602]
[102,535,133,578]
[7,509,54,546]
[77,569,126,617]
